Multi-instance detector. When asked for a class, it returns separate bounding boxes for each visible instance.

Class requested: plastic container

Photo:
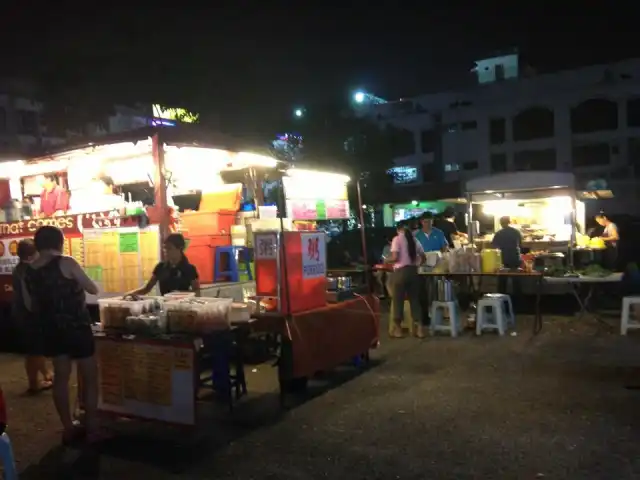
[165,297,233,334]
[481,248,502,273]
[98,297,160,329]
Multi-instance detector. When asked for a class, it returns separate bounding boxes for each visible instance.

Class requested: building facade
[355,54,640,214]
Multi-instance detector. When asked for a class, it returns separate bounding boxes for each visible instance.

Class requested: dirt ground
[3,310,640,479]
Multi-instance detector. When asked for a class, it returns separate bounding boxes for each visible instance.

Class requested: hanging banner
[301,232,326,279]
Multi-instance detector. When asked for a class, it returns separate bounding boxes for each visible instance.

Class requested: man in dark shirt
[491,216,523,294]
[437,207,467,247]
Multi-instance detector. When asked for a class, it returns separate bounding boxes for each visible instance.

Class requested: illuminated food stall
[251,168,379,396]
[466,172,585,254]
[0,129,284,303]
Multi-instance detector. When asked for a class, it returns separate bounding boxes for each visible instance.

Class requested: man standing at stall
[437,207,467,248]
[492,216,523,294]
[414,212,448,325]
[39,174,69,217]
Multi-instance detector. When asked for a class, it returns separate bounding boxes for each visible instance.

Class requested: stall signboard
[287,199,349,221]
[301,232,326,279]
[96,337,196,426]
[0,211,138,239]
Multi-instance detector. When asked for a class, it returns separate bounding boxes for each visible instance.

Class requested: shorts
[39,324,95,360]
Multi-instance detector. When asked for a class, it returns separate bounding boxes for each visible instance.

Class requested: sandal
[26,380,53,395]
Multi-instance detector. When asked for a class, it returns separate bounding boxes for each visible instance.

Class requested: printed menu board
[83,226,160,294]
[96,337,195,425]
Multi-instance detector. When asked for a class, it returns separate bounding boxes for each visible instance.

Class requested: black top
[437,220,458,246]
[24,256,91,329]
[153,256,199,295]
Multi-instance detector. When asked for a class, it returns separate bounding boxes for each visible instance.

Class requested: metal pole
[356,179,372,294]
[151,132,169,258]
[466,193,473,245]
[569,193,577,270]
[278,181,292,315]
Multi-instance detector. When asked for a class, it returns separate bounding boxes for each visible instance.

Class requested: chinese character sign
[255,233,277,259]
[301,233,326,279]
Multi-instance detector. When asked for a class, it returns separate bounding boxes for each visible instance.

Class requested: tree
[269,100,405,205]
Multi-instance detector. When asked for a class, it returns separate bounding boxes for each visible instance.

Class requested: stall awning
[465,171,575,195]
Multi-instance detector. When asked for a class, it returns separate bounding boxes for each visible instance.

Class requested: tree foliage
[269,100,406,204]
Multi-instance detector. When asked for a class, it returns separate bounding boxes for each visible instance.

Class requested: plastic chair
[214,246,253,282]
[430,301,462,337]
[621,296,640,335]
[0,433,18,480]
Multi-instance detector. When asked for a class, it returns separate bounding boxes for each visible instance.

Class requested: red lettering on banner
[307,237,320,262]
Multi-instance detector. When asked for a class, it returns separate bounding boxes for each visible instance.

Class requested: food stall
[251,168,379,397]
[465,172,585,256]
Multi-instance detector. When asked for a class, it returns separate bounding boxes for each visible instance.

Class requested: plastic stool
[214,246,253,282]
[430,301,462,337]
[0,433,18,480]
[483,293,515,327]
[621,296,640,335]
[476,294,513,336]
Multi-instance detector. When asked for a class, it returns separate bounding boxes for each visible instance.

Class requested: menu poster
[83,226,160,296]
[96,338,195,425]
[287,199,350,221]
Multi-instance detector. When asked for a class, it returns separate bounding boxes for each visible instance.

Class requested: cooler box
[181,211,236,236]
[185,234,231,284]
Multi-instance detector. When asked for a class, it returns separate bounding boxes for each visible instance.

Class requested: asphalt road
[4,313,640,479]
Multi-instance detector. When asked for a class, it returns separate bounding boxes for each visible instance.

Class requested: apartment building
[355,53,640,213]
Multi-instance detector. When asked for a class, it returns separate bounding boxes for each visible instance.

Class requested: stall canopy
[466,171,576,202]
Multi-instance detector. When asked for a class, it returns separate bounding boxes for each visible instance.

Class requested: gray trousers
[391,266,423,326]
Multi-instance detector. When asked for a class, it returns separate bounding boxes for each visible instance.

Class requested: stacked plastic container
[98,297,161,330]
[164,297,233,334]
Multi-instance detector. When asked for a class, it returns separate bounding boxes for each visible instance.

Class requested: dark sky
[1,3,637,133]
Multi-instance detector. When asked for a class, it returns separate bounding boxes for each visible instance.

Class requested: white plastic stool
[483,293,515,327]
[621,296,640,335]
[0,433,18,480]
[476,294,514,336]
[430,301,462,337]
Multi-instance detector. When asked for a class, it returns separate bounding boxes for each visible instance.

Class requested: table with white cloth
[543,273,623,328]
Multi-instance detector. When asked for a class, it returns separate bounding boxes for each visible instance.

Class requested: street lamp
[353,91,365,103]
[294,108,304,118]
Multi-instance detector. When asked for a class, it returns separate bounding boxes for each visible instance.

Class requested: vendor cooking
[595,212,619,269]
[39,174,69,217]
[130,233,201,297]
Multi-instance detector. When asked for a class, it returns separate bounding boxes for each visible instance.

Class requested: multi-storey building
[355,53,640,214]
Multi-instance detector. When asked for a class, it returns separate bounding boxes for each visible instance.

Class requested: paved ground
[4,309,640,479]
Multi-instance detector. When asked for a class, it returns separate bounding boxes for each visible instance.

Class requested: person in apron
[595,213,619,270]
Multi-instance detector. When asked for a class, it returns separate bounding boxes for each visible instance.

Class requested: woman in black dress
[21,226,100,444]
[132,233,200,296]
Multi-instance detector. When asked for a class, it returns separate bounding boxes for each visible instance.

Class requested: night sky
[1,3,637,133]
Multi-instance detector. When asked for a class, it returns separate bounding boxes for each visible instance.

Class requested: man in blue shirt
[414,212,448,326]
[415,212,448,252]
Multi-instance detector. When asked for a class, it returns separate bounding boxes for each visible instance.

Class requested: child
[12,239,52,394]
